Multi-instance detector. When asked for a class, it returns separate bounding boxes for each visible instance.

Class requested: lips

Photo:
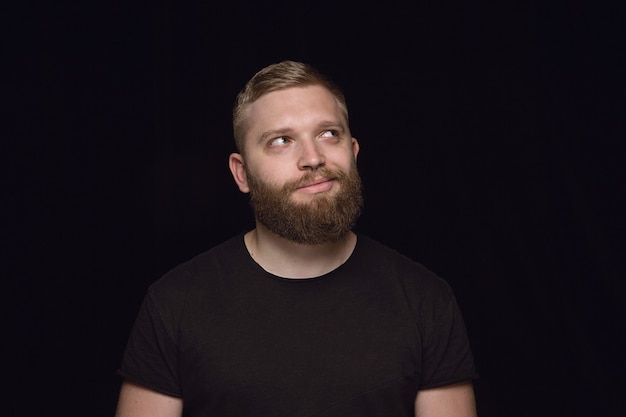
[293,176,337,194]
[297,177,334,189]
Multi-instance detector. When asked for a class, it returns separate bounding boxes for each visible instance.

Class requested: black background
[6,0,625,416]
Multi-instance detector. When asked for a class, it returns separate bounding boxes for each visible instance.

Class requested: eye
[268,136,290,147]
[320,130,339,138]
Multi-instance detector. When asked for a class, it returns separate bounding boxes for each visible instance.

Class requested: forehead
[244,85,346,139]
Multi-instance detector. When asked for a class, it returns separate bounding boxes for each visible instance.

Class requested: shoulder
[354,234,468,341]
[355,234,451,287]
[354,233,455,303]
[147,233,248,303]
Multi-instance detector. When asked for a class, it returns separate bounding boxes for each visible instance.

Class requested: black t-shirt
[118,233,478,416]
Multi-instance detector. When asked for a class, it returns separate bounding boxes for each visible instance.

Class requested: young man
[115,60,479,417]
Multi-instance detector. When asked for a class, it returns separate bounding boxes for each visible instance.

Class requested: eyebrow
[259,128,293,143]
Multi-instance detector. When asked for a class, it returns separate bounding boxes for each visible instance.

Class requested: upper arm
[414,381,477,417]
[115,380,183,417]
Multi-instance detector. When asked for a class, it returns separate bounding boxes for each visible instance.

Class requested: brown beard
[246,166,363,245]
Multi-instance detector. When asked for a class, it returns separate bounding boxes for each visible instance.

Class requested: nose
[298,140,325,170]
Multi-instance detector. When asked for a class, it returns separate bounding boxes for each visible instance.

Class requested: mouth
[295,177,336,194]
[297,176,333,188]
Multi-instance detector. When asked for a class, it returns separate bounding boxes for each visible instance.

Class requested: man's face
[230,85,363,244]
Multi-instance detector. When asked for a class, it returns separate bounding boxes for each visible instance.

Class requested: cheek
[248,164,295,187]
[333,150,358,169]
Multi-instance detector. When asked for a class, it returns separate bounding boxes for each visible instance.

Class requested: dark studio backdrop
[6,0,625,416]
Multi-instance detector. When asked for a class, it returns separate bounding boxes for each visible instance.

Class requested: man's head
[232,61,349,156]
[229,61,362,245]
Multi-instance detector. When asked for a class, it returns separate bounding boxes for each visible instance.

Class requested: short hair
[232,60,349,154]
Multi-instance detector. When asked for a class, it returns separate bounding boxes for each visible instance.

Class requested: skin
[414,381,478,417]
[115,84,478,417]
[115,381,182,417]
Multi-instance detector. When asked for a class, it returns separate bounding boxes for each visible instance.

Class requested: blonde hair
[232,60,349,154]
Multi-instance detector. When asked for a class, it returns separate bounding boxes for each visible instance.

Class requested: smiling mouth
[297,177,334,189]
[295,177,336,194]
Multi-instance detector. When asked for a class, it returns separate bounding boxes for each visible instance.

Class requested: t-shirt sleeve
[117,288,182,397]
[418,289,479,389]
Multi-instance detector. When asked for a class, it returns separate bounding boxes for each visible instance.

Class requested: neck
[244,223,357,279]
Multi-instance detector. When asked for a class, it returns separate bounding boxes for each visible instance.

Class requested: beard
[246,166,363,245]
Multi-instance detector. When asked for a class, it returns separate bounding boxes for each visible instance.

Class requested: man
[115,60,479,416]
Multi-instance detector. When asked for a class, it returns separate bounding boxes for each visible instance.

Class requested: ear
[228,153,250,193]
[351,137,360,160]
